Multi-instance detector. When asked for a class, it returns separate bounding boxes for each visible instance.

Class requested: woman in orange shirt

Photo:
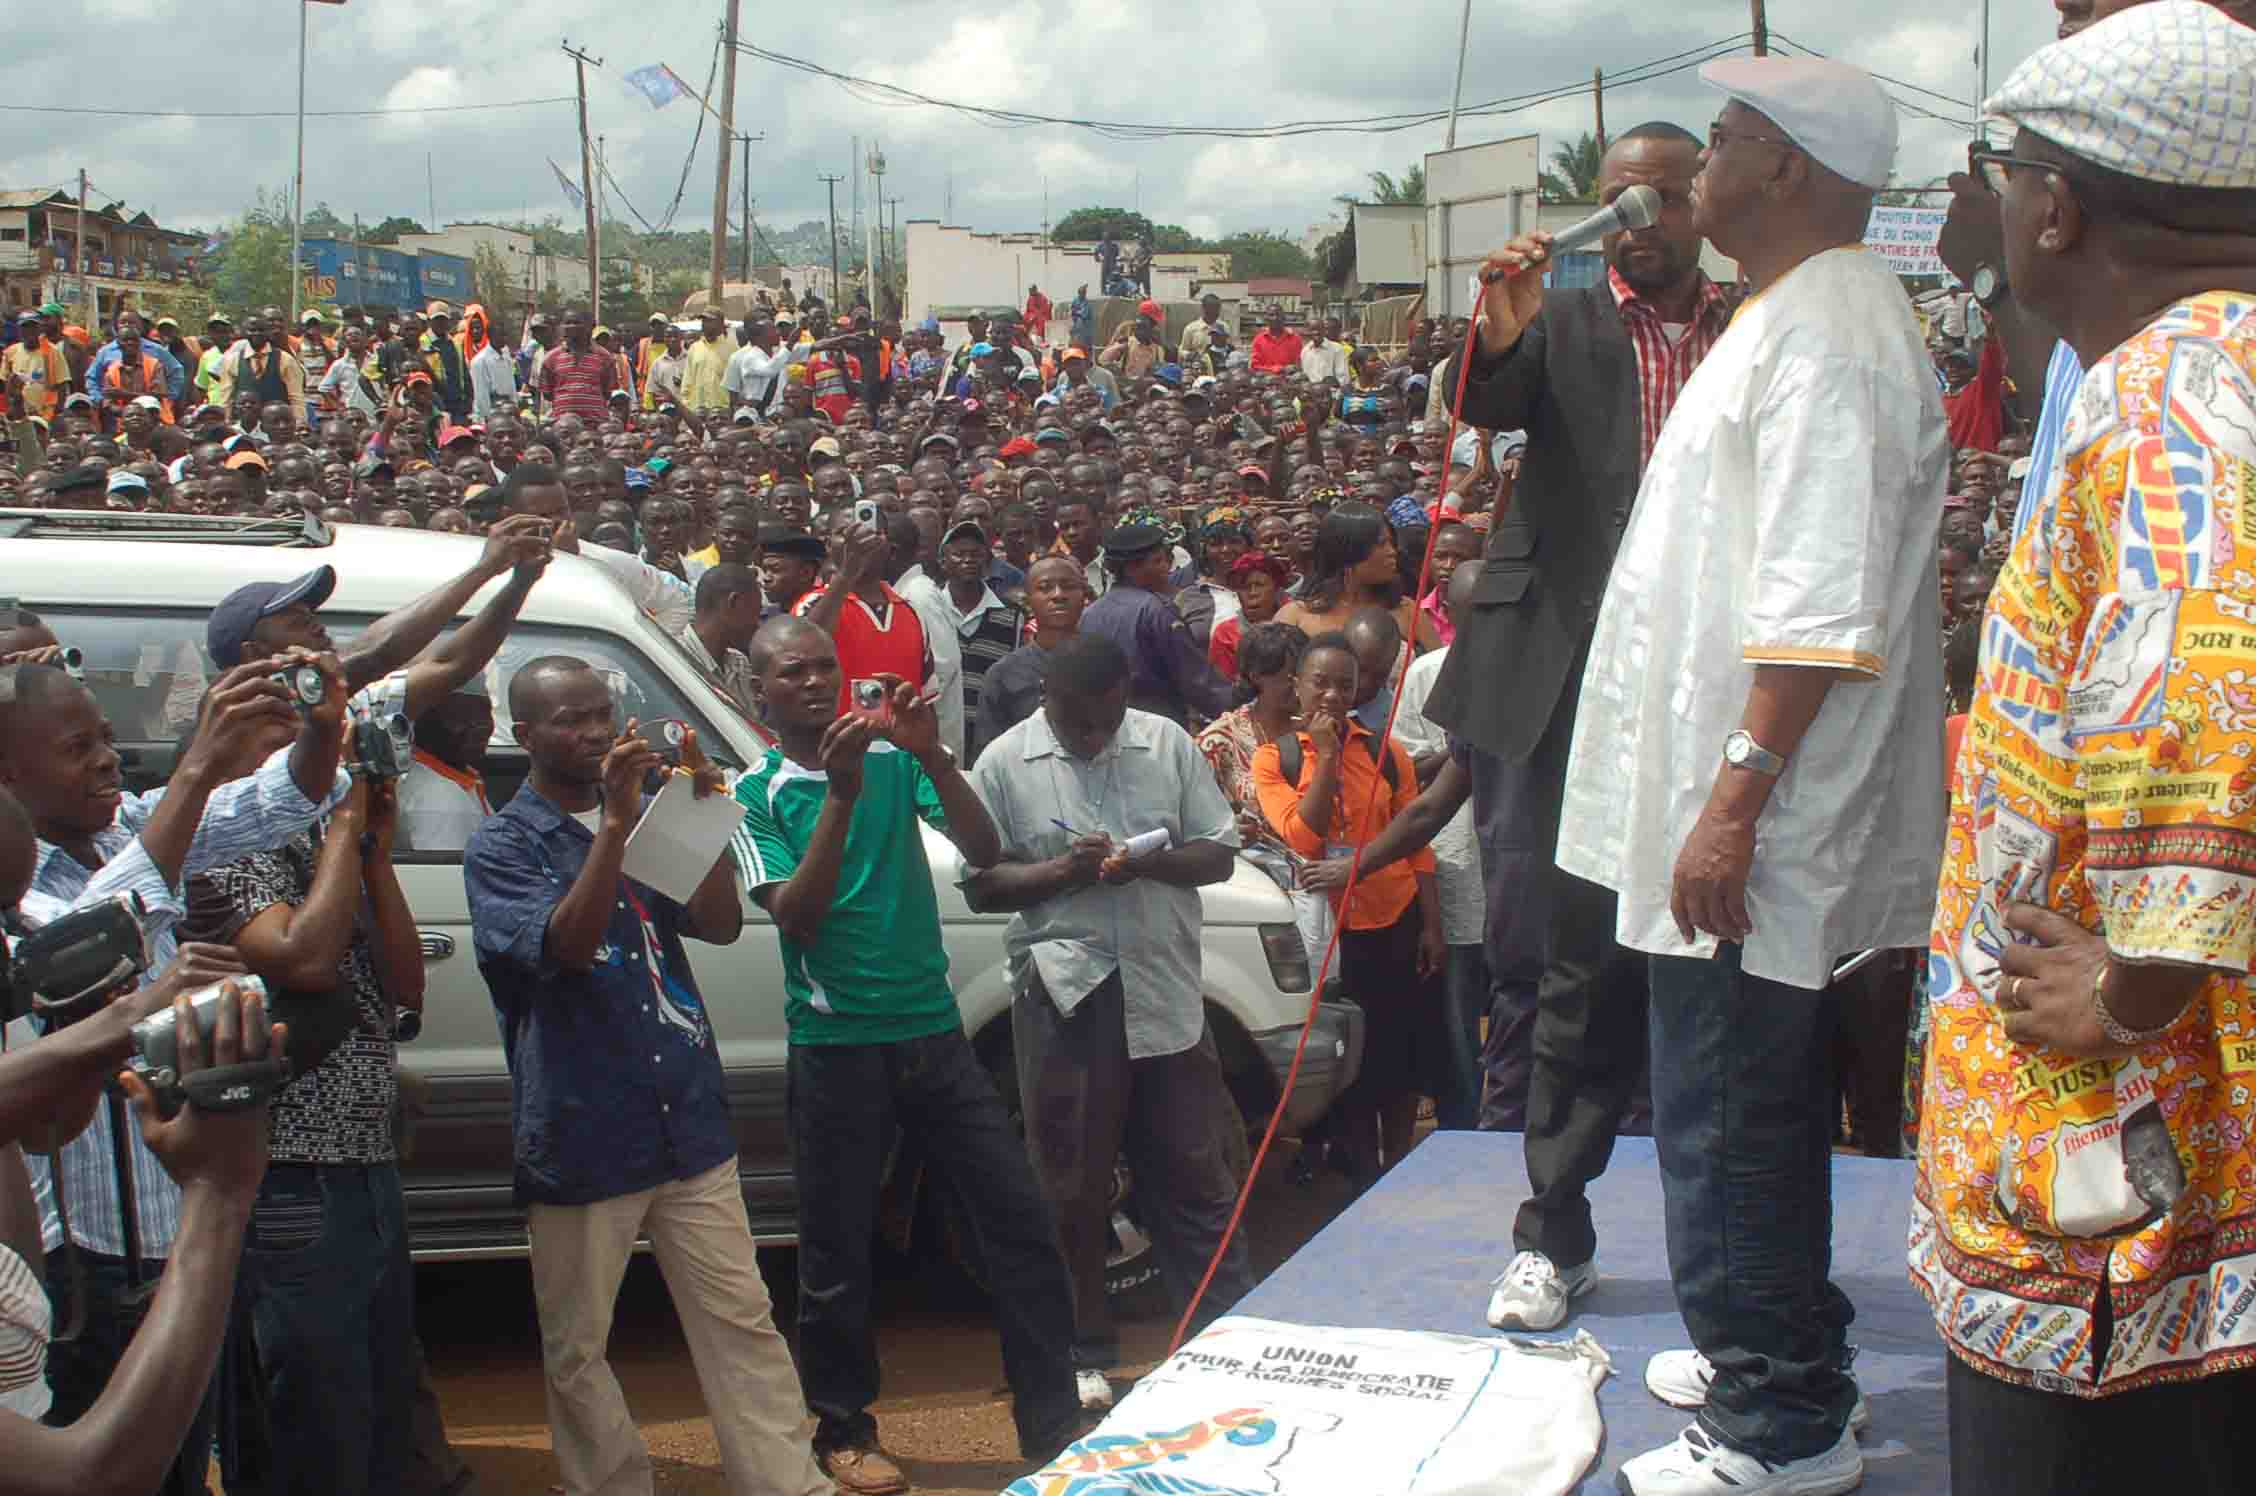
[1252,630,1444,1183]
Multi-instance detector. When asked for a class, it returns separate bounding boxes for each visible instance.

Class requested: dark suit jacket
[1427,285,1645,765]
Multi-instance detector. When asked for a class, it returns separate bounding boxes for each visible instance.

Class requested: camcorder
[275,664,412,781]
[5,897,330,1117]
[125,974,293,1119]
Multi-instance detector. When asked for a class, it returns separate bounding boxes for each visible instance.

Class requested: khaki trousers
[527,1156,826,1496]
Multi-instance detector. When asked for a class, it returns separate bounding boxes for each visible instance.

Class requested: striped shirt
[536,346,620,423]
[0,1239,48,1420]
[9,747,348,1257]
[1608,266,1732,475]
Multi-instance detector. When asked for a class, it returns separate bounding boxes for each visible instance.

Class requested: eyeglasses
[1707,123,1797,155]
[1968,145,2063,196]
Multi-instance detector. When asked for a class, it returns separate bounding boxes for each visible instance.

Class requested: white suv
[0,509,1362,1302]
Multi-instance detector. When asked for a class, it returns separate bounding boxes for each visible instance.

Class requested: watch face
[1972,265,2000,301]
[1723,732,1749,765]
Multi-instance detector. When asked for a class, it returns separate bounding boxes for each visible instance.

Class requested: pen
[1051,818,1085,837]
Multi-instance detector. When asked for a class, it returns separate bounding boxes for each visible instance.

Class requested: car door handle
[419,931,457,961]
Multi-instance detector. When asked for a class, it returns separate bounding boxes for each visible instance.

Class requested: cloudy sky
[15,0,2064,244]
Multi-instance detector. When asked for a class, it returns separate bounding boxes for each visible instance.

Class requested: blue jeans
[237,1162,416,1496]
[1647,947,1856,1463]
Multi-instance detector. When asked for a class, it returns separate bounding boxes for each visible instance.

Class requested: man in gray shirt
[964,634,1254,1410]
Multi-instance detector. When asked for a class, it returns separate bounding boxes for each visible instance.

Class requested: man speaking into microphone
[1541,59,1947,1495]
[1425,120,1734,1335]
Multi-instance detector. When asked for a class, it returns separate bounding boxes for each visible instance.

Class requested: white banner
[1865,206,1950,278]
[1004,1317,1611,1496]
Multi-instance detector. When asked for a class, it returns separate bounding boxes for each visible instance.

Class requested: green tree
[1208,230,1312,281]
[363,215,427,245]
[470,242,517,315]
[208,188,296,315]
[1360,164,1427,205]
[1051,207,1154,244]
[301,201,350,238]
[1539,132,1604,203]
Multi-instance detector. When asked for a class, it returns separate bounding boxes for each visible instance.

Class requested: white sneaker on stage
[1076,1368,1114,1411]
[1616,1423,1863,1496]
[1644,1348,1870,1434]
[1484,1250,1597,1331]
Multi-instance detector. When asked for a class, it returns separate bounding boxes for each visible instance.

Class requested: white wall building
[393,222,652,304]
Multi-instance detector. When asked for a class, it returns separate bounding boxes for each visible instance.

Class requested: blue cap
[207,565,337,669]
[918,316,941,333]
[1153,363,1184,386]
[624,467,654,491]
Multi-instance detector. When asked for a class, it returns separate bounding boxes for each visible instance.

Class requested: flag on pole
[624,63,688,109]
[549,158,585,211]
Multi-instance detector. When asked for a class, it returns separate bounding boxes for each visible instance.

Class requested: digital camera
[272,663,326,710]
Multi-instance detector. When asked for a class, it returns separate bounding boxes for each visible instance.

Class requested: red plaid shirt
[1609,267,1732,475]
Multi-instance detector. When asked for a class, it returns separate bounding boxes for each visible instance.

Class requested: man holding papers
[464,655,829,1496]
[728,616,1080,1496]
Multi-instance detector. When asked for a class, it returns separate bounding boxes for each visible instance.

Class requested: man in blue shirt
[1078,512,1235,727]
[464,657,826,1496]
[84,309,186,403]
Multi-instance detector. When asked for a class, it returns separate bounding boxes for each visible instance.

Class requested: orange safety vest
[101,353,174,423]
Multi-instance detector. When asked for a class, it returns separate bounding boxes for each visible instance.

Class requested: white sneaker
[1076,1368,1114,1411]
[1484,1250,1597,1331]
[1644,1349,1870,1434]
[1617,1423,1863,1495]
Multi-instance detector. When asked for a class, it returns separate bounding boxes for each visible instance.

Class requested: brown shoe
[819,1444,910,1495]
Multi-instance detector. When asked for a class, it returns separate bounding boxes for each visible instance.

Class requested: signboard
[1864,206,1949,278]
[1422,134,1540,319]
[1351,203,1425,288]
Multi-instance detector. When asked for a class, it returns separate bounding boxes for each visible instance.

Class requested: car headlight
[1258,923,1311,993]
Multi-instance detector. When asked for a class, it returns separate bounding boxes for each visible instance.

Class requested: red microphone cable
[1168,305,1500,1355]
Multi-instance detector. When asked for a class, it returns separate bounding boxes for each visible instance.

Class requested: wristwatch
[1722,730,1787,777]
[1971,263,2009,309]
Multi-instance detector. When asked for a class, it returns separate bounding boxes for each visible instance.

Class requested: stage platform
[1237,1130,1949,1493]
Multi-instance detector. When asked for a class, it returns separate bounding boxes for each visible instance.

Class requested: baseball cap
[50,464,105,494]
[226,450,270,472]
[402,369,433,389]
[438,425,478,449]
[731,407,758,424]
[62,393,95,411]
[207,565,338,668]
[425,300,453,320]
[1059,347,1088,363]
[302,309,326,324]
[38,301,67,317]
[1084,421,1120,444]
[756,525,826,560]
[128,394,164,412]
[1033,427,1073,447]
[943,518,990,548]
[808,435,844,461]
[153,316,179,331]
[1699,56,1897,190]
[918,431,961,453]
[1137,299,1162,321]
[106,470,150,497]
[998,435,1038,460]
[1152,364,1184,387]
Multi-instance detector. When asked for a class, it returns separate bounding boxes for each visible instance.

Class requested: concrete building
[0,188,204,327]
[392,222,653,306]
[904,223,1243,342]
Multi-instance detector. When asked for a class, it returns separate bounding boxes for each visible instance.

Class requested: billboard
[1864,206,1950,279]
[412,251,472,305]
[1423,134,1540,319]
[298,239,418,310]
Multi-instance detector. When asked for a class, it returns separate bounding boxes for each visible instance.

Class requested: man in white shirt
[1298,324,1350,385]
[399,689,495,851]
[724,319,804,418]
[470,333,518,423]
[1177,294,1227,370]
[1519,59,1945,1495]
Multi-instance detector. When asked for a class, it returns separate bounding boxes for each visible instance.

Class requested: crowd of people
[0,2,2253,1494]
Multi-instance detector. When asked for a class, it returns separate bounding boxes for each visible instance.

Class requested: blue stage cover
[1237,1130,1949,1493]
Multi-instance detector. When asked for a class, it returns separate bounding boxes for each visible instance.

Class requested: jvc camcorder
[3,893,150,1027]
[125,974,292,1118]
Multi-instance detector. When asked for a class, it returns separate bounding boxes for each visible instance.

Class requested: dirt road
[416,1143,1370,1496]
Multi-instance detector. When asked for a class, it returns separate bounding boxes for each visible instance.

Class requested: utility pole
[709,0,741,306]
[1593,68,1608,154]
[884,195,903,298]
[819,173,844,307]
[564,41,603,322]
[75,170,90,333]
[1444,0,1474,149]
[1978,0,1992,115]
[735,131,763,286]
[866,143,885,311]
[595,136,608,319]
[291,0,308,331]
[1751,0,1768,56]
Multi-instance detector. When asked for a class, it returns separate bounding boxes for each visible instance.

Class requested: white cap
[1985,1,2256,191]
[1700,56,1898,190]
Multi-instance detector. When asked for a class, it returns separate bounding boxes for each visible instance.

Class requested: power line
[0,97,573,120]
[1768,32,1975,111]
[649,30,725,235]
[731,34,1758,141]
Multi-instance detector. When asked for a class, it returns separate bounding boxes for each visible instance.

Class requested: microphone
[1478,185,1663,284]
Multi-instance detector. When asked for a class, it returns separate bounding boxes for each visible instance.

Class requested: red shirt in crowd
[1944,335,2005,454]
[538,346,620,423]
[793,583,931,711]
[1249,329,1303,373]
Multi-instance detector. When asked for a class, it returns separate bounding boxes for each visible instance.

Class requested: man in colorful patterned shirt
[1913,8,2256,1492]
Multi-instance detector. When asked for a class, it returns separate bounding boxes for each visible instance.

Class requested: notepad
[622,771,746,904]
